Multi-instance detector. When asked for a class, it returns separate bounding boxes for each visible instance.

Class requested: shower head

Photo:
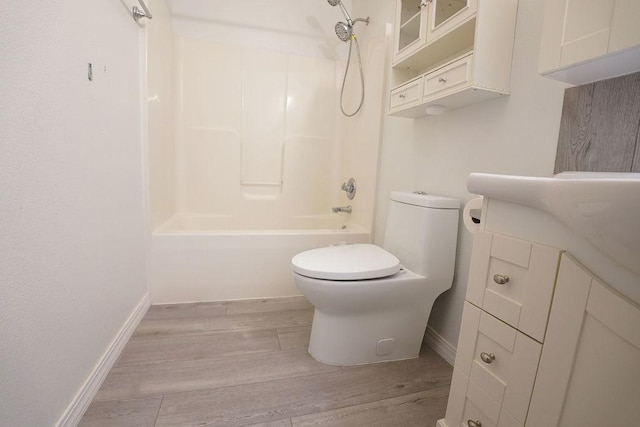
[335,22,352,42]
[328,0,370,38]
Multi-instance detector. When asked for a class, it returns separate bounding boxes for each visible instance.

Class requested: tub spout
[332,205,352,214]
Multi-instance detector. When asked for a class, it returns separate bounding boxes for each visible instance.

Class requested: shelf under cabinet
[388,53,510,118]
[393,17,476,70]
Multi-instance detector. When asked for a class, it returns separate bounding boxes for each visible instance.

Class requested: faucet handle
[341,178,357,200]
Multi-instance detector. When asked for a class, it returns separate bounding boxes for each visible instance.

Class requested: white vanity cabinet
[527,254,640,427]
[445,303,542,427]
[538,0,640,85]
[388,0,518,118]
[465,232,560,343]
[438,231,560,427]
[439,232,640,427]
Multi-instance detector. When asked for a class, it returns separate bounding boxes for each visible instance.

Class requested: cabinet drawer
[455,303,541,424]
[390,77,423,111]
[444,369,523,427]
[466,232,561,342]
[424,55,472,99]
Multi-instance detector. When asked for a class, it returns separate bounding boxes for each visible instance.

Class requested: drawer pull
[480,352,496,364]
[399,94,406,99]
[467,420,482,427]
[438,77,447,83]
[493,274,510,285]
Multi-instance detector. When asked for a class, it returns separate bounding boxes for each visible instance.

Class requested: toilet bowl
[292,192,460,366]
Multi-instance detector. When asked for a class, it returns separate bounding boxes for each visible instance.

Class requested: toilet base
[294,270,451,366]
[307,299,436,366]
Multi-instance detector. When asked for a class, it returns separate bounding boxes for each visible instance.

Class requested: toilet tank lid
[391,191,459,209]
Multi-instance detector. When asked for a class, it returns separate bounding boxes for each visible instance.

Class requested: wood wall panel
[634,127,640,172]
[554,72,640,173]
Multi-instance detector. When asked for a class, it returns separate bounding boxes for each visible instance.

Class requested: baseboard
[424,326,456,366]
[56,293,150,427]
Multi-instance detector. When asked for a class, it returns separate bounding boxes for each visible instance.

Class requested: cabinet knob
[399,94,406,99]
[467,420,482,427]
[493,274,510,285]
[438,77,447,83]
[480,352,496,364]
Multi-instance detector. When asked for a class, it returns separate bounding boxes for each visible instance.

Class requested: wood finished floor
[80,297,452,426]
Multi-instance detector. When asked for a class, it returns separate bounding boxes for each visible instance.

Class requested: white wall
[0,1,148,425]
[374,1,569,347]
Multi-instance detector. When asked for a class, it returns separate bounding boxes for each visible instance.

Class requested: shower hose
[340,34,365,117]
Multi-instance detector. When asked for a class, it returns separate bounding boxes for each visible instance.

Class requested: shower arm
[337,1,354,26]
[132,0,153,22]
[352,17,370,25]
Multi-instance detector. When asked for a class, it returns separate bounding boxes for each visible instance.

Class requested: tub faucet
[332,205,352,214]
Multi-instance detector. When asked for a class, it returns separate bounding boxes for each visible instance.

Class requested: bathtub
[150,213,370,304]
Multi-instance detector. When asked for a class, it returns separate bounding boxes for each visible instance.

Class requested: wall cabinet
[539,0,640,85]
[388,0,518,118]
[393,0,477,65]
[438,231,640,427]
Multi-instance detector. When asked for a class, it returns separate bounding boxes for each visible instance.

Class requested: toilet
[291,191,459,365]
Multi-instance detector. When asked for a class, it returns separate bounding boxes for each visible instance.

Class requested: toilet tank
[383,192,460,280]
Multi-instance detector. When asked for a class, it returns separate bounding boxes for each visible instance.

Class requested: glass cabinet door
[394,0,428,62]
[428,0,477,42]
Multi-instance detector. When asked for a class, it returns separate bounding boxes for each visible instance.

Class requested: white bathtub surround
[175,37,338,206]
[147,0,390,303]
[147,0,177,230]
[167,0,353,60]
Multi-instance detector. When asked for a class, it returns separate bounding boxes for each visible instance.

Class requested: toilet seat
[291,243,401,281]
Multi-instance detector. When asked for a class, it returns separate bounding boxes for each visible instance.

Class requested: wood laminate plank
[276,326,311,351]
[133,309,313,337]
[144,301,227,320]
[94,349,340,402]
[290,387,450,427]
[155,350,452,427]
[116,328,280,367]
[633,121,640,172]
[78,396,162,427]
[226,296,312,314]
[555,72,640,173]
[244,420,293,427]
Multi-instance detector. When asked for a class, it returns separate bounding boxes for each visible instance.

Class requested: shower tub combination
[146,0,385,304]
[150,214,369,304]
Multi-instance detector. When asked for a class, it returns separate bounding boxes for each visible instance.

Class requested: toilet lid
[291,243,401,281]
